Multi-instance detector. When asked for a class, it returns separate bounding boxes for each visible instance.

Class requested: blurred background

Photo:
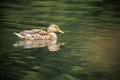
[0,0,120,80]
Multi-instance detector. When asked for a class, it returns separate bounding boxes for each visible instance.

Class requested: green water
[0,0,120,80]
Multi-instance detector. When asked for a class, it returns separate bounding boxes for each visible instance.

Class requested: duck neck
[49,32,57,40]
[47,28,52,33]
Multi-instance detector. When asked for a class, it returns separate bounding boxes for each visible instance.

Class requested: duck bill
[57,29,64,34]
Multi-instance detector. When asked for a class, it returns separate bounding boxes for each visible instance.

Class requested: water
[0,0,120,80]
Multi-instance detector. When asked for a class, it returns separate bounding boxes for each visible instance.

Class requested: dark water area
[0,0,120,80]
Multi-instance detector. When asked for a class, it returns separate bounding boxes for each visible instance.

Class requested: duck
[14,24,64,40]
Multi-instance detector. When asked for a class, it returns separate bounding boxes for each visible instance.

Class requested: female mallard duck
[14,24,64,40]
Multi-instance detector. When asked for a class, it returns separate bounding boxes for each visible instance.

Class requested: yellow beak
[57,29,64,34]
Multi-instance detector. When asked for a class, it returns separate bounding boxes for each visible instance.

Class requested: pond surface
[0,0,120,80]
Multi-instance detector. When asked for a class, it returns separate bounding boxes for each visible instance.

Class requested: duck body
[14,24,64,40]
[14,29,57,40]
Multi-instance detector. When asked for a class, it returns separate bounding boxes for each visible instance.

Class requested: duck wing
[17,29,51,40]
[20,29,48,35]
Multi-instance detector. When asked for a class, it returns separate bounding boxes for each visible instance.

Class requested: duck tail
[14,32,24,39]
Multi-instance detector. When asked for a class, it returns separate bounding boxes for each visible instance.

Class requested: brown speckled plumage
[14,24,64,40]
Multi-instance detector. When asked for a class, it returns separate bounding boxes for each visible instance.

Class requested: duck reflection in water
[13,39,64,51]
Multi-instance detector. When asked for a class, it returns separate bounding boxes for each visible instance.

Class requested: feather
[14,32,24,39]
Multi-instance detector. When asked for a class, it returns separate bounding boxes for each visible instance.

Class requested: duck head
[47,24,64,34]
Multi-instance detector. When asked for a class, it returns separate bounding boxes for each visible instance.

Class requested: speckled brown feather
[14,24,63,40]
[19,29,52,40]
